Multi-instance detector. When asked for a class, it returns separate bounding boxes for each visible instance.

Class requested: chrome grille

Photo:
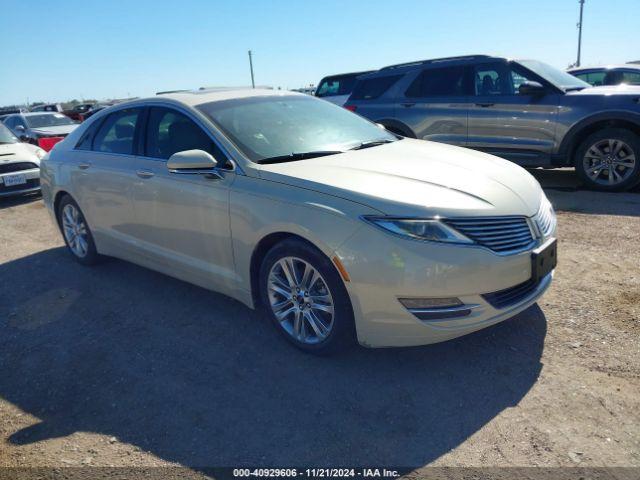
[443,216,535,254]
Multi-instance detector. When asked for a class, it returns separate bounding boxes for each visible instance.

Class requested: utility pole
[576,0,585,67]
[248,50,255,88]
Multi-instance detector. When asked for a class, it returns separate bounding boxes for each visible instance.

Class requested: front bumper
[0,168,41,197]
[335,224,555,348]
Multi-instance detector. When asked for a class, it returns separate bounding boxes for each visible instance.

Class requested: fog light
[398,297,462,309]
[399,297,477,321]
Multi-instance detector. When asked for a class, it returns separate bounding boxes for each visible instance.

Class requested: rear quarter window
[349,75,403,101]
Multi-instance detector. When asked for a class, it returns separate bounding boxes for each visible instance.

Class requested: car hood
[257,139,543,217]
[566,84,640,96]
[0,142,41,165]
[30,124,77,136]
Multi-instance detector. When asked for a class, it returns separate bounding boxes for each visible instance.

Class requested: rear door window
[92,108,141,155]
[350,75,403,100]
[406,66,468,97]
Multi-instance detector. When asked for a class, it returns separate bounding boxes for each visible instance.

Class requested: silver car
[345,55,640,192]
[41,89,556,354]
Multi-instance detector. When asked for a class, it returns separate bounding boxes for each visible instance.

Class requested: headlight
[35,148,46,159]
[363,216,473,244]
[535,195,556,238]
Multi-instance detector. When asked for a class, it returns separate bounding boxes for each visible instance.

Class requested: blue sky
[2,0,638,105]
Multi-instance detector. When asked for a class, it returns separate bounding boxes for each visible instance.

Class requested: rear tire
[574,128,640,192]
[57,195,101,265]
[259,239,355,355]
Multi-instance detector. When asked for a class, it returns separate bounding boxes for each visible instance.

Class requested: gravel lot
[0,169,638,472]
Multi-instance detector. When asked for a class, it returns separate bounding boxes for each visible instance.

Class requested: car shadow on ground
[528,168,640,217]
[0,193,42,211]
[0,247,547,468]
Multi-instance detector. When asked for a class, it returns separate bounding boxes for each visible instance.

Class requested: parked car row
[316,55,640,191]
[2,112,79,151]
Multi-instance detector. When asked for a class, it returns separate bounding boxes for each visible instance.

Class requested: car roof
[22,111,66,116]
[319,70,375,80]
[567,64,640,72]
[138,88,305,108]
[359,54,505,79]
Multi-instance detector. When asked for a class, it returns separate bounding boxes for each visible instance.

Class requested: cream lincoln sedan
[41,88,557,353]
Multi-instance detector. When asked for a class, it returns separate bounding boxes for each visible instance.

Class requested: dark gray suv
[345,55,640,191]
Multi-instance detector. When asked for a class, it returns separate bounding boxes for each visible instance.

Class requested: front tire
[259,239,355,354]
[574,128,640,191]
[57,195,101,265]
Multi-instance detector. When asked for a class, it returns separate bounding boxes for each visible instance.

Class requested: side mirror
[518,81,546,96]
[167,149,221,178]
[15,125,25,132]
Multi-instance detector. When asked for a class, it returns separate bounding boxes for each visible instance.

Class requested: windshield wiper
[257,150,344,164]
[348,138,396,151]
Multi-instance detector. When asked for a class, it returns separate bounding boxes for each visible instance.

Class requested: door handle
[475,102,495,107]
[78,162,91,170]
[401,102,416,108]
[136,169,154,179]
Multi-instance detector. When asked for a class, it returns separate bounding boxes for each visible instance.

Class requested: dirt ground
[0,169,638,474]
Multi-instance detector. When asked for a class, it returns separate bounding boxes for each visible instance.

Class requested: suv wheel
[575,128,640,191]
[259,239,355,354]
[57,195,101,265]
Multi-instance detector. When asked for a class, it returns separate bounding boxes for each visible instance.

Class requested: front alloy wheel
[259,239,355,354]
[576,128,640,191]
[267,257,335,344]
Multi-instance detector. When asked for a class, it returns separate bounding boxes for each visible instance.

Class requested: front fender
[229,175,378,306]
[557,110,640,156]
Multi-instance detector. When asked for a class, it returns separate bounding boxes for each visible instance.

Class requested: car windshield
[25,113,75,128]
[517,60,591,91]
[196,95,397,162]
[0,123,18,144]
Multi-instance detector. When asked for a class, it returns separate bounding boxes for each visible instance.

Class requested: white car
[41,89,556,353]
[0,123,46,197]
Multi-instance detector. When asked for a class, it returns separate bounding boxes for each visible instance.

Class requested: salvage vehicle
[0,123,46,197]
[345,55,640,191]
[3,112,78,151]
[41,89,556,353]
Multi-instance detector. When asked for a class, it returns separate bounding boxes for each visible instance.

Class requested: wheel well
[567,119,640,163]
[376,120,416,138]
[249,232,323,307]
[53,191,71,223]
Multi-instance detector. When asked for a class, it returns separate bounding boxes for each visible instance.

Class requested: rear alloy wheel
[57,195,101,265]
[575,128,640,191]
[259,239,355,354]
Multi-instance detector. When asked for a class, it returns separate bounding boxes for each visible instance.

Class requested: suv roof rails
[380,54,492,71]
